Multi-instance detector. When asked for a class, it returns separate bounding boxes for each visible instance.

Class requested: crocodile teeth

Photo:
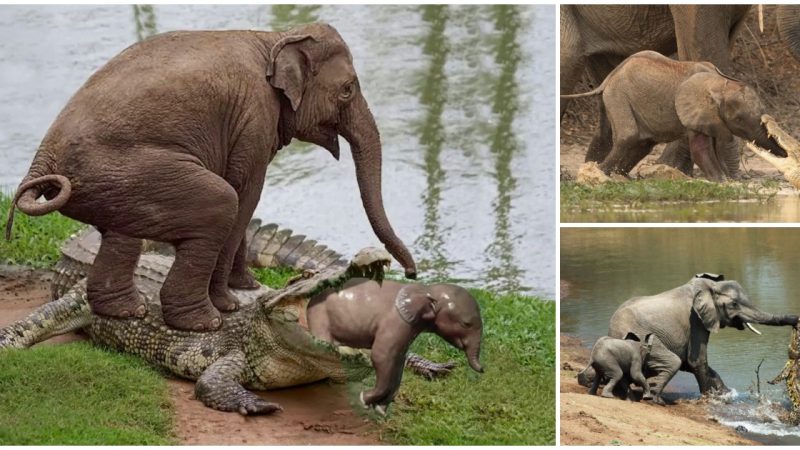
[745,322,762,335]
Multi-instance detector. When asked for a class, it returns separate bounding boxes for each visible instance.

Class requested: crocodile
[769,324,800,424]
[0,224,453,415]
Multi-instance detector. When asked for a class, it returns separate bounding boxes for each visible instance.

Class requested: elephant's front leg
[361,338,410,415]
[692,364,729,394]
[688,131,727,182]
[208,163,267,312]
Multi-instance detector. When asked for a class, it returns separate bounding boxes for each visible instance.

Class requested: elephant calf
[307,279,483,415]
[583,333,654,401]
[561,50,789,180]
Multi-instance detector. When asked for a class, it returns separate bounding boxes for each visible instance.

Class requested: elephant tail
[5,174,72,240]
[560,85,605,99]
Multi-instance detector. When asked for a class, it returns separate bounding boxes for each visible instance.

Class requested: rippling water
[0,5,555,297]
[561,228,800,443]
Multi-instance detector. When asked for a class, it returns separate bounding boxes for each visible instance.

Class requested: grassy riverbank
[561,179,778,211]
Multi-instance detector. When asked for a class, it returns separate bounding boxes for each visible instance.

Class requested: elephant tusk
[745,322,763,335]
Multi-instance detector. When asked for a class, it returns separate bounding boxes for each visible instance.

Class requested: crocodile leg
[195,350,282,415]
[405,353,457,380]
[0,281,92,349]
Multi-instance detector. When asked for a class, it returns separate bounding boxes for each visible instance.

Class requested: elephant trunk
[777,5,800,62]
[465,338,483,373]
[339,92,417,279]
[748,310,800,327]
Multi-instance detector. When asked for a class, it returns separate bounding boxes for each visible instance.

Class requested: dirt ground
[560,6,800,186]
[0,269,380,445]
[559,334,755,446]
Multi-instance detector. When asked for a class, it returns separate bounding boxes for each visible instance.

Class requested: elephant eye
[339,82,355,101]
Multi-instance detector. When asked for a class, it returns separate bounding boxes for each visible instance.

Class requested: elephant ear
[692,279,721,333]
[267,34,316,111]
[623,332,641,342]
[395,285,438,325]
[676,72,729,138]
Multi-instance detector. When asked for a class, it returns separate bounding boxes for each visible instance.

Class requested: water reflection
[271,4,321,31]
[133,5,157,41]
[485,5,524,293]
[414,5,452,279]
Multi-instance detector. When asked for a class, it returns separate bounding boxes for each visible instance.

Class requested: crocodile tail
[246,221,347,271]
[0,280,92,349]
[6,174,72,240]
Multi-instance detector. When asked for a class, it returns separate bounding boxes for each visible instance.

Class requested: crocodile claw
[237,399,283,416]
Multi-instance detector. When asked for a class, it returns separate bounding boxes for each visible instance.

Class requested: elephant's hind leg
[87,231,145,319]
[600,366,623,398]
[647,348,682,405]
[227,237,259,290]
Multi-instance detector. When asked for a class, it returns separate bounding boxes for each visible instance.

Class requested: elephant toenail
[120,310,131,318]
[134,305,146,317]
[210,318,221,328]
[193,323,207,332]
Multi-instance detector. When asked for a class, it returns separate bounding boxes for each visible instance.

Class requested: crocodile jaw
[746,115,800,189]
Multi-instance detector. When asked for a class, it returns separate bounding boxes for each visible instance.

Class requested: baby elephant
[562,50,788,180]
[306,279,483,414]
[585,333,654,401]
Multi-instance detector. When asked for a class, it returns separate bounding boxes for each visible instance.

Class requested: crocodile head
[746,115,800,188]
[247,247,392,388]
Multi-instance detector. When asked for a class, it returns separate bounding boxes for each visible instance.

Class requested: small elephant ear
[676,72,728,138]
[267,34,316,111]
[623,332,641,342]
[395,285,438,325]
[692,279,721,333]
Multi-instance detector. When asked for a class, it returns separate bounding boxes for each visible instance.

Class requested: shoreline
[559,334,757,446]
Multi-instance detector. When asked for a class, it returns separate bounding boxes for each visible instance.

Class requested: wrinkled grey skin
[562,51,787,180]
[586,277,799,405]
[561,5,800,176]
[307,279,483,414]
[583,333,654,400]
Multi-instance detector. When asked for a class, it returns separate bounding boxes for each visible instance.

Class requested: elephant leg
[715,135,741,179]
[585,105,614,164]
[631,367,652,400]
[692,364,729,395]
[601,366,623,398]
[656,138,694,175]
[86,231,145,319]
[559,7,586,116]
[588,369,601,396]
[688,132,727,182]
[208,169,266,312]
[227,236,260,290]
[645,347,682,405]
[599,138,654,176]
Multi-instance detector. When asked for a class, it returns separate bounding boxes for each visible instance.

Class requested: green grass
[0,342,175,445]
[560,179,778,209]
[251,266,301,289]
[0,192,83,268]
[381,288,556,445]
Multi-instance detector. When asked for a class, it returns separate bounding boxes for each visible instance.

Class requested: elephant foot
[652,396,666,406]
[210,288,240,312]
[88,283,147,320]
[642,392,653,401]
[600,391,615,399]
[359,392,389,417]
[161,296,222,332]
[228,269,260,290]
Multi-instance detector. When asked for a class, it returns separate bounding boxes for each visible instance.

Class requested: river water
[0,5,555,297]
[562,227,800,443]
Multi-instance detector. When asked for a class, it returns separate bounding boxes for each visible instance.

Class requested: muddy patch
[0,268,380,445]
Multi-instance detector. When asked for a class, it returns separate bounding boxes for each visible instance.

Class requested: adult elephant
[561,5,800,176]
[5,23,417,332]
[605,275,798,404]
